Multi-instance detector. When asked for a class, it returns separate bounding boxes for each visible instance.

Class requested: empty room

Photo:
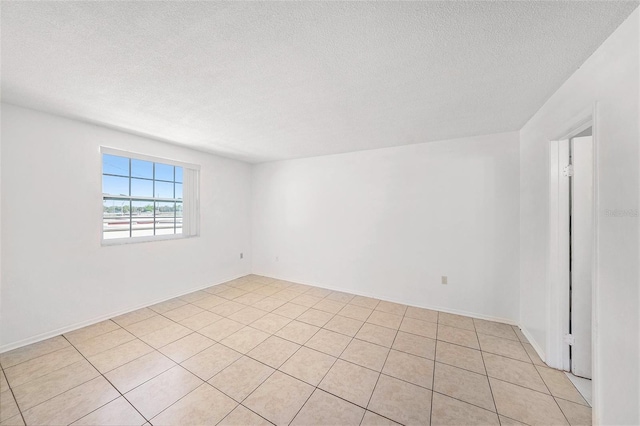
[0,1,638,425]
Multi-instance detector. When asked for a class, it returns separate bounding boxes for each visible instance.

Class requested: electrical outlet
[441,276,448,285]
[240,253,243,259]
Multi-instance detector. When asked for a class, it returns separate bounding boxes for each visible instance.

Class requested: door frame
[547,103,598,404]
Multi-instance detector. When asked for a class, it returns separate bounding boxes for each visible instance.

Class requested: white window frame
[100,146,200,246]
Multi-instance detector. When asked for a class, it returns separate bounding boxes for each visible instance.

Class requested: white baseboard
[519,326,547,363]
[0,273,249,354]
[255,273,519,326]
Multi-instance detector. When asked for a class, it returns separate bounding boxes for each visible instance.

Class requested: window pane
[175,183,183,199]
[155,163,174,182]
[131,178,153,197]
[175,167,183,183]
[155,201,175,235]
[176,202,183,234]
[103,175,129,196]
[131,159,153,179]
[103,154,129,177]
[103,199,130,239]
[154,181,174,198]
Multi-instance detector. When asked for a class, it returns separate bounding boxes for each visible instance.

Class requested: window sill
[101,233,198,246]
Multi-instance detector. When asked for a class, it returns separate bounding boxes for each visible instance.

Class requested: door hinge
[564,334,575,345]
[562,164,574,177]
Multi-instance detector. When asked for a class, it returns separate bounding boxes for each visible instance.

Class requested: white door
[570,135,593,379]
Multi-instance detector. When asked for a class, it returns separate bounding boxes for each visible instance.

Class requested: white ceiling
[1,2,637,163]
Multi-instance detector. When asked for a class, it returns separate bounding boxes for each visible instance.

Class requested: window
[101,148,199,244]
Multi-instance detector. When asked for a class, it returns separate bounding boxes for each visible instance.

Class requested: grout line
[429,315,439,426]
[0,363,28,426]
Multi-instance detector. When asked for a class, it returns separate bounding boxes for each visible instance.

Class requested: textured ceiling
[1,1,638,163]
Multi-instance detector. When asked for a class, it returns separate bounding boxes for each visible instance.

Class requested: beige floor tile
[271,302,309,319]
[13,359,99,411]
[192,294,229,310]
[435,341,485,374]
[179,290,210,303]
[181,343,242,380]
[431,392,499,426]
[288,283,312,293]
[291,294,323,308]
[478,334,529,362]
[159,333,214,363]
[5,346,84,388]
[209,356,274,402]
[339,304,374,321]
[438,313,475,331]
[313,299,346,314]
[249,313,292,334]
[125,366,202,419]
[350,296,381,310]
[405,306,438,323]
[163,304,204,322]
[209,300,246,317]
[292,388,365,426]
[217,288,249,300]
[382,349,434,389]
[247,336,300,368]
[139,323,192,349]
[72,396,146,426]
[275,320,320,344]
[304,287,333,298]
[375,301,407,316]
[536,366,588,405]
[64,320,121,345]
[279,347,336,386]
[177,311,222,331]
[1,414,25,426]
[220,327,270,354]
[0,390,20,422]
[367,311,403,330]
[305,329,352,357]
[151,383,237,426]
[433,362,495,412]
[483,352,548,393]
[87,339,154,374]
[473,319,519,341]
[368,374,432,426]
[512,326,529,343]
[105,351,175,393]
[272,289,301,302]
[0,336,70,369]
[490,378,569,425]
[296,308,334,327]
[149,298,188,314]
[499,415,527,425]
[400,317,438,339]
[437,325,480,349]
[244,371,314,425]
[234,292,266,306]
[227,307,268,325]
[392,331,436,359]
[523,343,545,366]
[253,286,280,297]
[21,376,119,426]
[326,291,354,304]
[556,398,592,426]
[0,371,8,393]
[355,323,397,347]
[324,315,364,337]
[198,318,243,342]
[203,283,232,294]
[360,411,401,425]
[252,297,287,312]
[218,405,271,426]
[124,315,174,337]
[318,359,379,407]
[74,328,136,357]
[340,339,389,372]
[112,308,157,328]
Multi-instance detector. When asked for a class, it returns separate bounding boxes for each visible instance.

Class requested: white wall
[519,9,639,425]
[252,132,520,323]
[0,104,252,350]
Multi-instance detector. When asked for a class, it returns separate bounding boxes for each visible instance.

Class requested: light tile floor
[0,275,592,426]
